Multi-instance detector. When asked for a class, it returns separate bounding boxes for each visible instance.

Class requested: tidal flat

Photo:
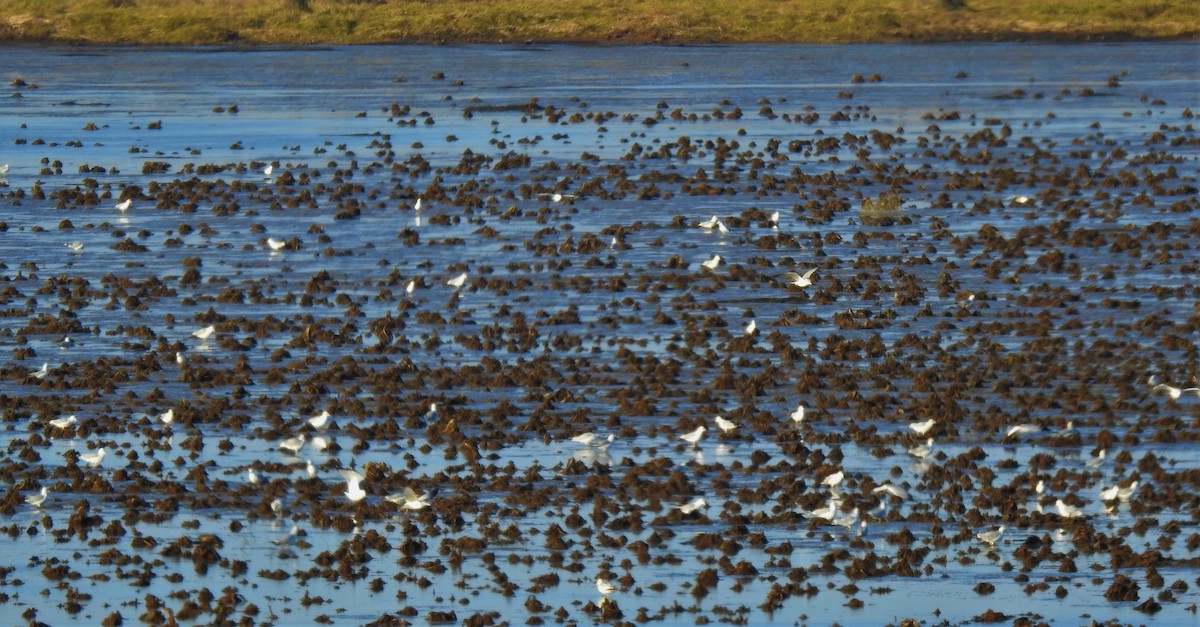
[0,43,1198,626]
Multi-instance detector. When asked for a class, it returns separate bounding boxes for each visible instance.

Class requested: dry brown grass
[0,0,1194,45]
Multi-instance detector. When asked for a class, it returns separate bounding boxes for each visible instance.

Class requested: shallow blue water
[0,42,1198,626]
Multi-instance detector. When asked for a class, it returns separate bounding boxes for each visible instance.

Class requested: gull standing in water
[789,403,806,424]
[1099,484,1124,502]
[308,410,331,430]
[158,409,174,425]
[697,215,728,233]
[79,447,106,468]
[192,325,216,340]
[278,434,305,455]
[65,241,84,252]
[678,497,707,514]
[832,507,859,529]
[822,470,845,490]
[803,496,841,520]
[701,254,721,271]
[714,415,736,434]
[570,432,614,448]
[273,524,300,547]
[596,577,617,596]
[743,319,757,335]
[1084,449,1106,468]
[977,525,1005,546]
[1055,498,1083,519]
[907,438,934,459]
[25,487,49,508]
[115,198,132,212]
[447,272,468,289]
[30,363,49,380]
[679,425,706,446]
[267,237,286,252]
[49,415,78,430]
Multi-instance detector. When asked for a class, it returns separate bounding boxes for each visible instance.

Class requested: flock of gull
[2,46,1198,626]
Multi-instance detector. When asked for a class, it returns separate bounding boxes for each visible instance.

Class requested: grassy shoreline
[0,0,1196,46]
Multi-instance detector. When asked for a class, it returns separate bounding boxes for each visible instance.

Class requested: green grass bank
[0,0,1196,45]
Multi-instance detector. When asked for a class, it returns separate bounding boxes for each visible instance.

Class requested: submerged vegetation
[859,193,907,227]
[0,0,1195,45]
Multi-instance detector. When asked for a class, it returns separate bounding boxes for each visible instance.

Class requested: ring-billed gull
[908,419,935,435]
[678,497,707,514]
[1005,423,1042,439]
[115,199,132,212]
[1084,449,1106,468]
[273,524,300,547]
[1148,375,1200,400]
[267,237,286,251]
[158,409,174,424]
[802,497,840,520]
[679,425,706,446]
[1099,484,1122,501]
[697,215,728,233]
[385,486,436,511]
[789,404,806,424]
[339,469,367,502]
[447,272,468,289]
[192,325,216,340]
[247,469,260,484]
[832,507,859,528]
[308,410,331,430]
[279,434,305,455]
[871,483,909,499]
[783,268,818,288]
[49,415,78,429]
[25,487,49,508]
[263,164,274,178]
[976,525,1005,546]
[743,319,756,335]
[79,447,106,467]
[570,432,614,448]
[1055,498,1083,519]
[30,363,49,379]
[822,470,844,488]
[701,254,721,271]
